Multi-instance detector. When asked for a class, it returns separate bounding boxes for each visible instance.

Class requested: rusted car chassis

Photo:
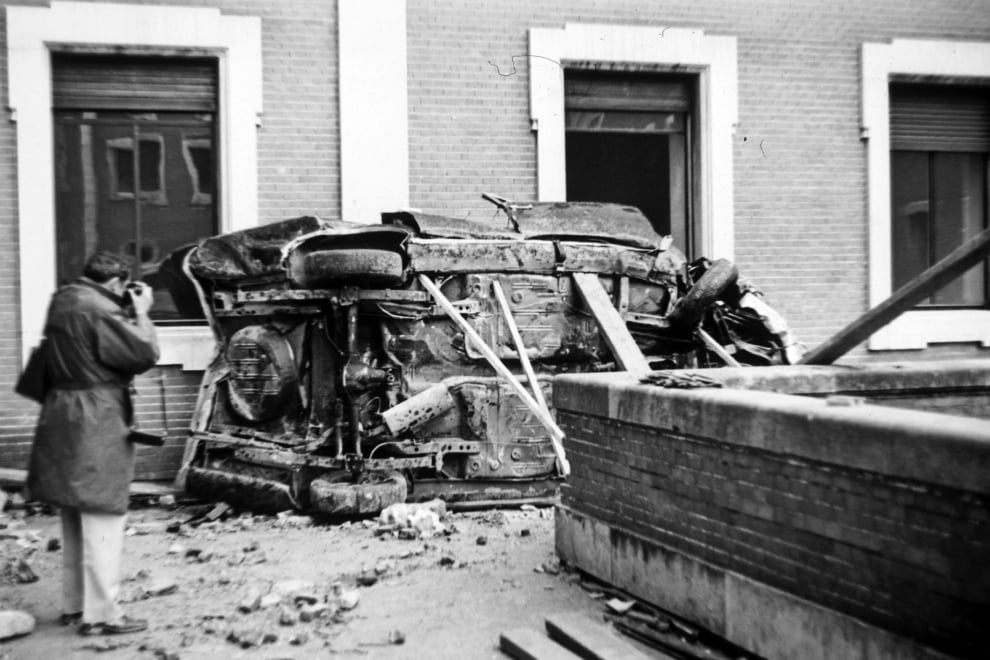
[172,201,801,514]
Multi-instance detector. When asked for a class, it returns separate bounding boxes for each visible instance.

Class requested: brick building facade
[1,0,988,478]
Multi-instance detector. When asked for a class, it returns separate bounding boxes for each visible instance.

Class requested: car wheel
[309,471,408,515]
[301,249,404,287]
[667,258,739,328]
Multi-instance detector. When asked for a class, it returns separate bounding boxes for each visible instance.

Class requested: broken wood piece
[695,327,741,367]
[545,612,655,660]
[500,627,583,660]
[799,225,990,365]
[571,272,651,376]
[609,617,706,660]
[418,274,570,476]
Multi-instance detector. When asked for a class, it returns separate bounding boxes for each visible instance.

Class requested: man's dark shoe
[58,612,83,626]
[78,616,148,636]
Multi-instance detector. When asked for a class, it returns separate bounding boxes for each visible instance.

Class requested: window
[861,39,990,350]
[889,83,989,308]
[8,1,262,368]
[183,137,214,205]
[107,135,167,204]
[529,24,738,259]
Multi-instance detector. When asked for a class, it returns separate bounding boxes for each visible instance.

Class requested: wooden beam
[545,612,655,660]
[492,279,552,417]
[572,273,651,375]
[500,628,583,660]
[800,227,990,365]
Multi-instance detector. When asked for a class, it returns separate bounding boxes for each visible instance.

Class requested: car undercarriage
[168,198,803,514]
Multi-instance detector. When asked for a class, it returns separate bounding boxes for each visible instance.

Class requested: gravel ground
[1,499,637,660]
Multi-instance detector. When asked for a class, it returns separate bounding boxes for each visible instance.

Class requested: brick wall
[2,0,989,475]
[405,0,990,348]
[554,372,990,659]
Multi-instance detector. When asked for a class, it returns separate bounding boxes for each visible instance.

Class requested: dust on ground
[1,499,617,660]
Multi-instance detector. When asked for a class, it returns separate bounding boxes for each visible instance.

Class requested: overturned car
[170,196,803,514]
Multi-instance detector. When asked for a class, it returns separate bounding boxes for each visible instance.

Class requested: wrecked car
[168,196,802,514]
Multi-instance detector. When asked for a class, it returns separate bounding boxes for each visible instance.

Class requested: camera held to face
[123,282,144,307]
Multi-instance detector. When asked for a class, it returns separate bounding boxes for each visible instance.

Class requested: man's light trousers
[60,507,127,624]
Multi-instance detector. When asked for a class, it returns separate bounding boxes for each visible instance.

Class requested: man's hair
[82,252,132,284]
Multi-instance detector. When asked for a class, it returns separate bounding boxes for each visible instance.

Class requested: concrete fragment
[144,580,179,598]
[289,632,309,645]
[167,543,186,555]
[605,599,635,614]
[158,494,177,508]
[15,558,39,583]
[0,610,35,641]
[379,500,448,537]
[336,589,360,610]
[272,579,316,598]
[130,521,170,535]
[278,607,298,626]
[259,593,282,609]
[237,589,263,613]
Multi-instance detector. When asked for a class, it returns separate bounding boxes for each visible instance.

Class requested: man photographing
[26,252,159,635]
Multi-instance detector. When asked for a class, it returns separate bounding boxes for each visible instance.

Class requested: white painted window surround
[7,2,262,369]
[338,0,409,224]
[862,39,990,351]
[529,24,738,260]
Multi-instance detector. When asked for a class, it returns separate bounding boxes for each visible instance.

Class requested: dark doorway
[564,70,694,254]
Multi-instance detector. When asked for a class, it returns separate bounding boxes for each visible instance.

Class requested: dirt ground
[1,498,653,660]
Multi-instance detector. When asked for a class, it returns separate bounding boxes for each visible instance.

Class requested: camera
[123,282,144,307]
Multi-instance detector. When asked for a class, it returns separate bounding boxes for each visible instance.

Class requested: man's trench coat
[27,280,159,514]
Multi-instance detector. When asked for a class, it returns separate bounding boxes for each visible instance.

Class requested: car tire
[301,249,404,287]
[667,258,739,328]
[309,472,408,515]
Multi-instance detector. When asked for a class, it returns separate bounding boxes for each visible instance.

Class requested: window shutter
[565,70,691,112]
[890,83,990,152]
[51,54,218,112]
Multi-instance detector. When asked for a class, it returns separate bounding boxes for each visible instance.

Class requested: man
[26,252,159,636]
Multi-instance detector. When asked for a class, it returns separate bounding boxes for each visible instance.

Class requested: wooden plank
[572,273,651,375]
[799,226,990,365]
[545,612,655,660]
[492,280,552,417]
[418,275,570,476]
[500,628,583,660]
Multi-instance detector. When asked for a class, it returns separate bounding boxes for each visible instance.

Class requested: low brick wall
[553,362,990,660]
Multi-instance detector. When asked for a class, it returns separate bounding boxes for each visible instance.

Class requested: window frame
[7,2,262,368]
[861,39,990,350]
[529,24,738,260]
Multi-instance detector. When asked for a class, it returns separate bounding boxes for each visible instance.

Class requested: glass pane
[931,152,987,305]
[890,151,930,292]
[138,139,162,192]
[566,110,685,133]
[189,146,213,191]
[114,146,135,194]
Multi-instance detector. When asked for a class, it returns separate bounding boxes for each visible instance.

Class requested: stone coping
[553,362,990,494]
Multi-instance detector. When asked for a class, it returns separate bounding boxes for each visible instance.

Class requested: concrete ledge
[553,370,990,493]
[556,505,953,660]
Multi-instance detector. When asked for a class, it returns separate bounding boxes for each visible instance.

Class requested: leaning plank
[572,272,651,375]
[418,274,570,476]
[501,627,583,660]
[545,612,654,660]
[800,226,990,365]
